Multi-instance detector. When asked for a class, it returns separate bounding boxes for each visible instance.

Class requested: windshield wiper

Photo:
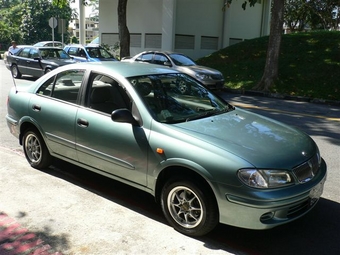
[186,109,229,122]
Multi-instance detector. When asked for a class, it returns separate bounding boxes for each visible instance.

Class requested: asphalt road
[0,61,339,255]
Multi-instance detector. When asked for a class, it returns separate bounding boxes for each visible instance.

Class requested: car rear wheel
[45,68,51,74]
[161,179,218,236]
[23,129,52,169]
[11,65,22,78]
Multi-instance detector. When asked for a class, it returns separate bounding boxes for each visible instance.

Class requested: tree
[284,0,309,32]
[0,2,23,47]
[307,0,340,30]
[118,0,130,58]
[254,0,285,91]
[284,0,340,32]
[21,0,72,44]
[226,0,285,91]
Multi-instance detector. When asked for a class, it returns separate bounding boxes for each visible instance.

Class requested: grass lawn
[196,31,340,102]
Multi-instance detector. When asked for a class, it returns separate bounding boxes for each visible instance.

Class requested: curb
[223,88,340,107]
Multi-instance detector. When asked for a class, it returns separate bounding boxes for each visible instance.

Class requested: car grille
[293,153,320,183]
[260,198,315,223]
[286,199,310,218]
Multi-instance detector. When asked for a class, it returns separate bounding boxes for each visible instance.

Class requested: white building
[97,0,271,59]
[69,18,99,43]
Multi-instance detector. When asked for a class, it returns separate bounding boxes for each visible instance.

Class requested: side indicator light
[156,148,164,154]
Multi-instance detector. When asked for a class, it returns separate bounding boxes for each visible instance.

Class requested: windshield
[128,73,233,123]
[169,53,196,66]
[87,47,114,59]
[40,49,71,59]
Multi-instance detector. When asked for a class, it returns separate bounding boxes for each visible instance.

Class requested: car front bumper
[200,80,224,90]
[216,159,327,230]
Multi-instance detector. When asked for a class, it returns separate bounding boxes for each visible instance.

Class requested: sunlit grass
[196,31,340,101]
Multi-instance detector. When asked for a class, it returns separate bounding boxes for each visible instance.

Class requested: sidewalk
[0,147,232,255]
[0,213,62,255]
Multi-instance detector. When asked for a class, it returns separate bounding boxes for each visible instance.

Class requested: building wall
[69,18,99,42]
[98,0,270,60]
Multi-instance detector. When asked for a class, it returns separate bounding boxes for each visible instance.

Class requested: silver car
[122,51,225,90]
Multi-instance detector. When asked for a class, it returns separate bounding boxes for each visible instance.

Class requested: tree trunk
[118,0,130,59]
[254,0,285,91]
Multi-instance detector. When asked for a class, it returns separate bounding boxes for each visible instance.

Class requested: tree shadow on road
[44,159,340,255]
[0,211,69,254]
[204,198,340,255]
[221,92,340,147]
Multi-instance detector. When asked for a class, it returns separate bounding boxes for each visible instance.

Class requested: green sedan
[6,62,327,236]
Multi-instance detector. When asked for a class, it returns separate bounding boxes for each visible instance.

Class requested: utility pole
[79,0,86,44]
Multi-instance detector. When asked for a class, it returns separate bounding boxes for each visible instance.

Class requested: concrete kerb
[223,88,340,107]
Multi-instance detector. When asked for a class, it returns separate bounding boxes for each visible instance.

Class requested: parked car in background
[90,37,99,44]
[34,41,65,48]
[122,51,225,90]
[6,46,76,78]
[6,61,327,237]
[63,44,117,62]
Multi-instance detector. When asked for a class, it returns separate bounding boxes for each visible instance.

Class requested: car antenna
[11,75,18,94]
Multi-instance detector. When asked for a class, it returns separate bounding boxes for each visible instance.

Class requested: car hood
[178,65,222,75]
[172,108,316,169]
[89,58,117,62]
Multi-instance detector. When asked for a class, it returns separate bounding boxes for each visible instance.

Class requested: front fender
[149,157,215,196]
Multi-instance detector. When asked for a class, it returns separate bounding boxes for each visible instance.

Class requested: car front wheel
[23,129,52,169]
[161,179,218,236]
[11,65,22,78]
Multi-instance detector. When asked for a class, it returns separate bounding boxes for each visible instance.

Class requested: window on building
[201,36,218,50]
[175,35,195,50]
[145,34,161,49]
[130,33,142,48]
[102,33,119,47]
[229,38,243,46]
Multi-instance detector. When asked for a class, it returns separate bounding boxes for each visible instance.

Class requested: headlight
[238,169,294,188]
[195,73,209,80]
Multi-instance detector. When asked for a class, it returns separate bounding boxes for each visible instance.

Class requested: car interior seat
[90,87,118,114]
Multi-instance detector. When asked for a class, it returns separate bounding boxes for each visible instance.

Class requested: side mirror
[111,108,139,126]
[164,61,172,67]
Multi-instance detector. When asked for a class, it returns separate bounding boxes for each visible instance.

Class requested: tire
[161,179,219,236]
[11,65,22,78]
[22,129,52,169]
[45,68,51,74]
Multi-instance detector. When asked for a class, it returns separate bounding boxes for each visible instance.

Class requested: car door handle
[32,104,41,111]
[77,118,89,128]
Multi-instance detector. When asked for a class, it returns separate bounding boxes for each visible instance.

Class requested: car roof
[33,41,63,45]
[138,50,183,55]
[65,44,102,48]
[19,45,62,49]
[35,41,62,43]
[64,61,179,77]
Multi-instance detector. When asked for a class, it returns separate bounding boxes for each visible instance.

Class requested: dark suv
[63,44,117,62]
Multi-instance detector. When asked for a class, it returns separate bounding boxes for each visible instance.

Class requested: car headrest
[136,82,152,96]
[91,87,111,103]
